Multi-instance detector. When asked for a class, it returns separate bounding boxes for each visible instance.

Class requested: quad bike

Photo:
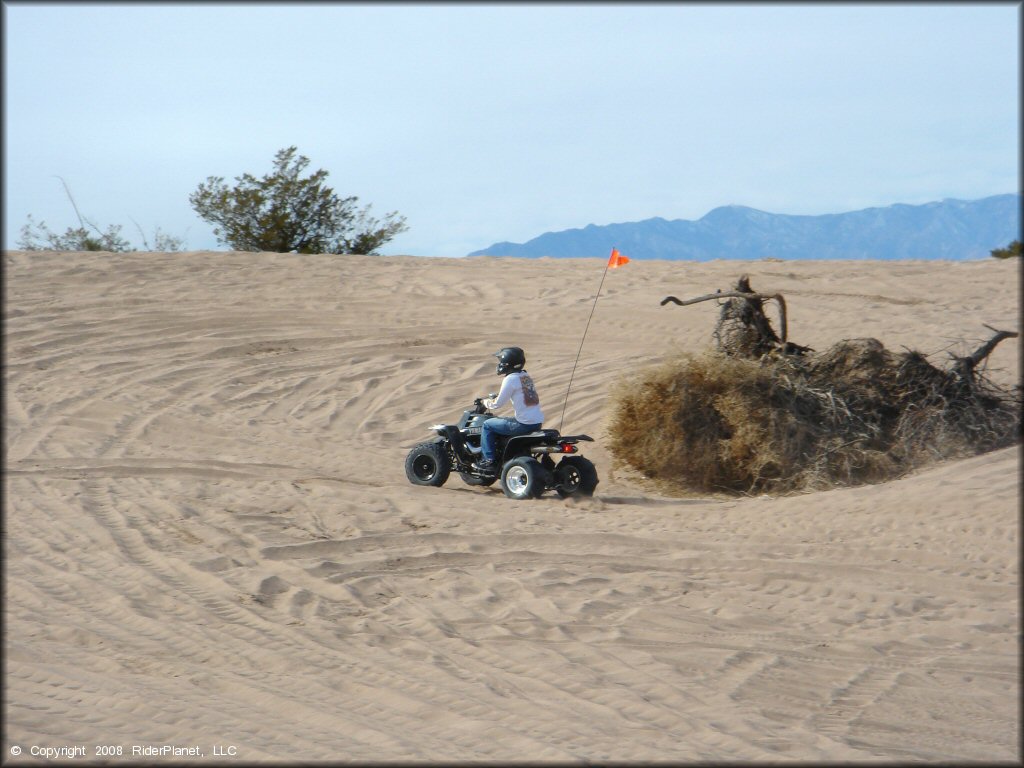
[404,396,599,500]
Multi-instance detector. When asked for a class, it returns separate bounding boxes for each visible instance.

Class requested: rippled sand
[4,250,1018,762]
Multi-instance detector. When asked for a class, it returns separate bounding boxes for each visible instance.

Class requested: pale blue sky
[3,2,1020,256]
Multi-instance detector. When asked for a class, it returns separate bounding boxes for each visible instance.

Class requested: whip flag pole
[558,247,630,431]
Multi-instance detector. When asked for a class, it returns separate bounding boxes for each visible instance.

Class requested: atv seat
[523,429,560,440]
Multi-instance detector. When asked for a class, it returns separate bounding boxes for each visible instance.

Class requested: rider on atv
[473,347,544,475]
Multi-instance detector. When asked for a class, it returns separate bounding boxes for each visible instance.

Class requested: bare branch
[54,175,87,231]
[662,289,788,344]
[954,327,1019,380]
[129,217,151,250]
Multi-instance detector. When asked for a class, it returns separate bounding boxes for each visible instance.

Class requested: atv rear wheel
[554,455,598,498]
[405,441,450,487]
[500,457,548,500]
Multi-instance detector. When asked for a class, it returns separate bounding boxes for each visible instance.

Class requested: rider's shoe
[473,458,498,474]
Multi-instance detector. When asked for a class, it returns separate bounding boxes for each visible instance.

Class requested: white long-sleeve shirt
[484,370,544,424]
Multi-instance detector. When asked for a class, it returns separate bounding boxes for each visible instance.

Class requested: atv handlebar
[472,394,499,414]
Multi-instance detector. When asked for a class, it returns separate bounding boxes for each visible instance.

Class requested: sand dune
[3,250,1019,762]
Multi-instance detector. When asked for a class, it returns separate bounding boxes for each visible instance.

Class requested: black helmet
[494,346,526,375]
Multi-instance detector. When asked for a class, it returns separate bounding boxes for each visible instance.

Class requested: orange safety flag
[607,248,630,269]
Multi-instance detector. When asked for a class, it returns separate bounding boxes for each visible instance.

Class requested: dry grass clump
[608,339,1020,495]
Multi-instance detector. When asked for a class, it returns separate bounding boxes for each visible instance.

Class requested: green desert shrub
[17,176,186,252]
[189,146,408,255]
[18,214,131,252]
[990,240,1021,259]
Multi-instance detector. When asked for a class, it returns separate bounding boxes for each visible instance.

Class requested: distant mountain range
[467,194,1021,261]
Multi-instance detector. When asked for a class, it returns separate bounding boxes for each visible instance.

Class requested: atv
[404,396,599,500]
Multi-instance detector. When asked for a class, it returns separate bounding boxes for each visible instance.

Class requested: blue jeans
[481,417,542,462]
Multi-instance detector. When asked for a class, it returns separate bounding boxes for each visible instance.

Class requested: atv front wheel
[554,456,598,498]
[500,457,548,500]
[405,441,450,487]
